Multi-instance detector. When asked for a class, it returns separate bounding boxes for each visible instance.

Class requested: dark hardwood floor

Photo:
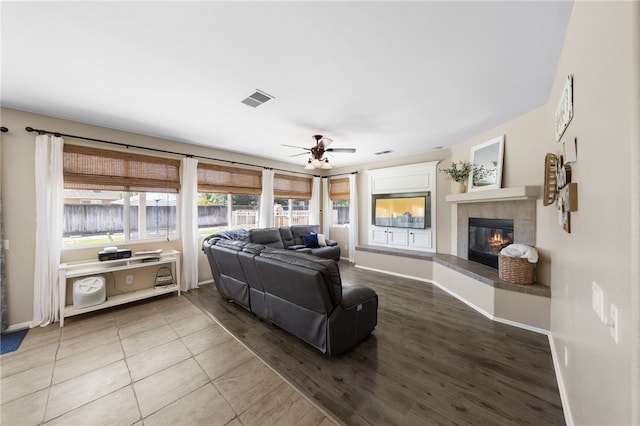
[186,261,564,425]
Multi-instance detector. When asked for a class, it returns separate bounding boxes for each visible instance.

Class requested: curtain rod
[24,126,326,177]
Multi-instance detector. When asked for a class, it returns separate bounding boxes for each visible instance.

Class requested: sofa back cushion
[278,227,295,247]
[248,227,284,248]
[257,251,342,307]
[238,243,266,291]
[291,225,321,246]
[212,240,247,283]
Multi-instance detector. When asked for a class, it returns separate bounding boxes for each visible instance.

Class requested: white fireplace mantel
[445,185,540,204]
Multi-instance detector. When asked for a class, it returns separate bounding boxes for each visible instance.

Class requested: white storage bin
[73,276,106,308]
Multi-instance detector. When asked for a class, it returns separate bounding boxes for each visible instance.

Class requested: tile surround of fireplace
[457,200,536,261]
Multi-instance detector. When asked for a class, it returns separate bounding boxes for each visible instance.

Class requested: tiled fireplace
[457,200,536,265]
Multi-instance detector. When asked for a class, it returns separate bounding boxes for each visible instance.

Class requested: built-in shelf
[445,186,540,204]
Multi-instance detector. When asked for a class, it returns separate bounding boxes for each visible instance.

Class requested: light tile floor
[0,293,337,426]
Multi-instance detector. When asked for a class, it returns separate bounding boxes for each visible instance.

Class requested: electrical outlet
[610,304,619,344]
[344,245,348,250]
[592,281,604,321]
[126,275,134,285]
[3,240,8,250]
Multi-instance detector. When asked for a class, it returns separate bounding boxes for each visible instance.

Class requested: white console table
[58,250,181,327]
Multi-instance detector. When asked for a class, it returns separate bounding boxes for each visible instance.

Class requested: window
[274,174,312,226]
[62,145,180,247]
[330,177,350,226]
[197,163,262,235]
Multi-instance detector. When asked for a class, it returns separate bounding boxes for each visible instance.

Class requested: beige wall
[541,3,637,425]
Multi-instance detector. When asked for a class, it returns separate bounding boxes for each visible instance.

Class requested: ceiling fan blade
[281,144,310,150]
[289,152,309,157]
[320,137,333,147]
[326,148,356,153]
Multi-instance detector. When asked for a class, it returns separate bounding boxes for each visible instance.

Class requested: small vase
[451,181,466,194]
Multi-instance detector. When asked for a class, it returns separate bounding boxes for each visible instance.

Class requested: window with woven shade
[62,144,181,247]
[329,177,350,200]
[273,174,312,227]
[197,163,262,195]
[274,173,312,199]
[63,144,181,192]
[196,163,262,234]
[330,177,350,226]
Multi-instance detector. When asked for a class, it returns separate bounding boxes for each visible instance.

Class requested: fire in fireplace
[468,218,514,269]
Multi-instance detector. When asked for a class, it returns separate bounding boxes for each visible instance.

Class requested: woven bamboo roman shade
[63,144,181,192]
[329,177,350,200]
[274,173,312,199]
[197,163,262,195]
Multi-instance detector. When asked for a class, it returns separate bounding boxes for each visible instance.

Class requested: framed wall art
[555,75,573,142]
[468,135,504,192]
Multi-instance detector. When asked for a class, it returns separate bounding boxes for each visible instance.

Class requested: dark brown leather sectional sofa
[202,233,378,355]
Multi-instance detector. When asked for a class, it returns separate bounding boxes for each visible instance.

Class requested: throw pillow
[302,233,320,248]
[317,233,327,247]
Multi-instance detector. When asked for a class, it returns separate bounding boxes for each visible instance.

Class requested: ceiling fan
[282,135,356,169]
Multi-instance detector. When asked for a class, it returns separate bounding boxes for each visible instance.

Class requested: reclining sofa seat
[255,250,378,355]
[248,225,340,261]
[201,236,377,355]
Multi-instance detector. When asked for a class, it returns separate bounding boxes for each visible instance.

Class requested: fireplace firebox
[468,218,514,269]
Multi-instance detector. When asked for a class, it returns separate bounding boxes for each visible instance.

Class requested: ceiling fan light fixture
[321,159,333,169]
[304,159,315,170]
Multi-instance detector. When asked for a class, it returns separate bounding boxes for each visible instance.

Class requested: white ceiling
[1,1,573,169]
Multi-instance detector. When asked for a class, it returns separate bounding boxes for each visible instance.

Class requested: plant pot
[451,181,467,194]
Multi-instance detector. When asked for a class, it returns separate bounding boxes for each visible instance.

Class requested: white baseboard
[354,264,549,335]
[5,321,31,332]
[197,279,214,286]
[355,264,432,283]
[548,335,574,426]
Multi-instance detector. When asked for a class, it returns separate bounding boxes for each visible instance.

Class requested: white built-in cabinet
[367,161,437,252]
[371,227,433,250]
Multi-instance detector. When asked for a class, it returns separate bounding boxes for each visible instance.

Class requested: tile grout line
[185,292,342,426]
[38,329,62,426]
[119,323,145,426]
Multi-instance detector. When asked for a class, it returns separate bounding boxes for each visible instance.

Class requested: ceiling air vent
[374,150,393,155]
[241,89,274,108]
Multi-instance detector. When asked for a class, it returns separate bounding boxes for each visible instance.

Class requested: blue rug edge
[1,328,29,354]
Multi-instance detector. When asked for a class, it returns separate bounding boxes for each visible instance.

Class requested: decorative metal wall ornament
[543,153,558,206]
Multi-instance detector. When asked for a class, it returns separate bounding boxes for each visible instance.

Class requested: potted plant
[439,161,472,194]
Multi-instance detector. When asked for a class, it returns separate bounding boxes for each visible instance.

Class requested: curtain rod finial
[0,127,8,133]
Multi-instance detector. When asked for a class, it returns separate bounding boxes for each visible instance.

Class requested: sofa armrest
[341,285,377,310]
[325,239,338,247]
[286,244,307,250]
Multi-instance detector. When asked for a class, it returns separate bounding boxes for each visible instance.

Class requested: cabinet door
[388,228,409,246]
[370,227,388,244]
[408,229,432,249]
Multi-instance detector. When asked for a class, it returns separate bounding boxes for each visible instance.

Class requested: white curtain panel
[322,177,331,238]
[348,173,359,263]
[259,169,274,228]
[180,157,199,292]
[32,135,64,327]
[309,176,321,225]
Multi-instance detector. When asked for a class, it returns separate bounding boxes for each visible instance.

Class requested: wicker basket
[498,254,536,285]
